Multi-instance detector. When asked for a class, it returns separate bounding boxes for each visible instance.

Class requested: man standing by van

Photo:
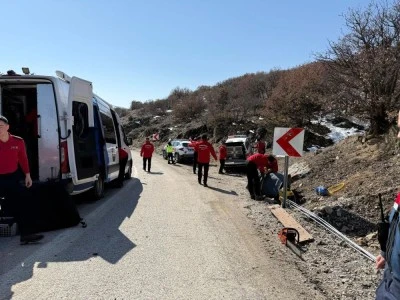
[117,147,129,186]
[195,134,217,187]
[140,137,154,172]
[0,115,44,244]
[218,140,227,174]
[255,137,266,154]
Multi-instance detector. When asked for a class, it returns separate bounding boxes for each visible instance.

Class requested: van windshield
[226,142,245,147]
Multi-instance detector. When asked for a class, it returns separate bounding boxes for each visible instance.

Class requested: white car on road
[162,139,195,163]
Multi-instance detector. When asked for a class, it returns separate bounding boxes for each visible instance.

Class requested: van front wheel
[92,176,105,200]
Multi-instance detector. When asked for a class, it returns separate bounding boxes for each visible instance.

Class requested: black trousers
[167,153,174,164]
[118,157,128,184]
[197,163,209,184]
[143,157,152,171]
[219,159,225,173]
[193,152,198,173]
[0,172,35,236]
[246,162,261,197]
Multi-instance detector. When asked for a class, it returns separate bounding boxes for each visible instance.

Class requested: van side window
[100,112,116,144]
[72,102,89,138]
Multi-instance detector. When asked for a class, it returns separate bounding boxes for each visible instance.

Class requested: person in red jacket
[117,147,129,186]
[218,140,227,174]
[266,154,278,174]
[246,152,269,200]
[255,137,266,154]
[0,115,44,244]
[195,134,217,187]
[189,136,199,174]
[140,137,154,172]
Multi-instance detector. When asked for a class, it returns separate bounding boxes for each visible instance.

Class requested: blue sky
[2,0,369,108]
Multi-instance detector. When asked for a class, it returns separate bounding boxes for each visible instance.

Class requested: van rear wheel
[92,175,105,200]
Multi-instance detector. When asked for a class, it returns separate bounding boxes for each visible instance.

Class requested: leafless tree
[318,1,400,134]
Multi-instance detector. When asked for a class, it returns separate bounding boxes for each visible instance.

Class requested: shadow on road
[206,186,238,196]
[147,171,164,175]
[0,177,143,300]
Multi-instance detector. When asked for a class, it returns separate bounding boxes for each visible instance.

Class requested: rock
[362,282,371,288]
[323,269,330,273]
[341,226,350,233]
[365,232,377,241]
[356,237,367,246]
[323,206,334,214]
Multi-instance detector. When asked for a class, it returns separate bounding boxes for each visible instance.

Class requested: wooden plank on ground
[268,205,313,243]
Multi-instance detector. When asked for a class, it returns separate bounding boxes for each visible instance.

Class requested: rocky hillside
[121,109,364,151]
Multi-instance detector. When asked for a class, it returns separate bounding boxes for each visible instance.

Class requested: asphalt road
[0,152,325,300]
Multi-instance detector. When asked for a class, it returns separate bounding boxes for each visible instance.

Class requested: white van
[0,69,132,199]
[224,135,253,169]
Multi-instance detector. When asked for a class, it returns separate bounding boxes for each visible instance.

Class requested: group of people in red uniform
[140,133,277,194]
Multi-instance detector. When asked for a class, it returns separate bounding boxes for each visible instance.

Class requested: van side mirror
[126,137,133,145]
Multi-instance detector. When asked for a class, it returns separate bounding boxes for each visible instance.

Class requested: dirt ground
[145,132,400,300]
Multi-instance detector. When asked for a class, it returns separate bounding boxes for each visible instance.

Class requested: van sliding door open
[67,77,98,184]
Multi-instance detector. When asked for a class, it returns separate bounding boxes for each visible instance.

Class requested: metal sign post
[282,156,289,208]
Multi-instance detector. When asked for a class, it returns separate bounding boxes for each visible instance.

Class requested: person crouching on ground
[0,115,44,244]
[195,134,217,187]
[140,137,154,172]
[266,154,278,175]
[246,153,268,200]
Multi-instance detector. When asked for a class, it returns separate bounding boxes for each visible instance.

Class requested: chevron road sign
[272,127,304,157]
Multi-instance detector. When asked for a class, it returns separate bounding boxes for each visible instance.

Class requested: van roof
[226,135,248,143]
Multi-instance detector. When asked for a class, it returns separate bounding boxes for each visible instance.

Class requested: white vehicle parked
[224,135,253,169]
[0,69,132,199]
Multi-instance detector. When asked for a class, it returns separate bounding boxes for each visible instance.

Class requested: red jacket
[195,140,217,163]
[188,140,198,152]
[219,145,227,160]
[266,156,278,173]
[247,153,268,173]
[119,148,129,160]
[140,141,154,158]
[255,141,266,154]
[0,134,30,175]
